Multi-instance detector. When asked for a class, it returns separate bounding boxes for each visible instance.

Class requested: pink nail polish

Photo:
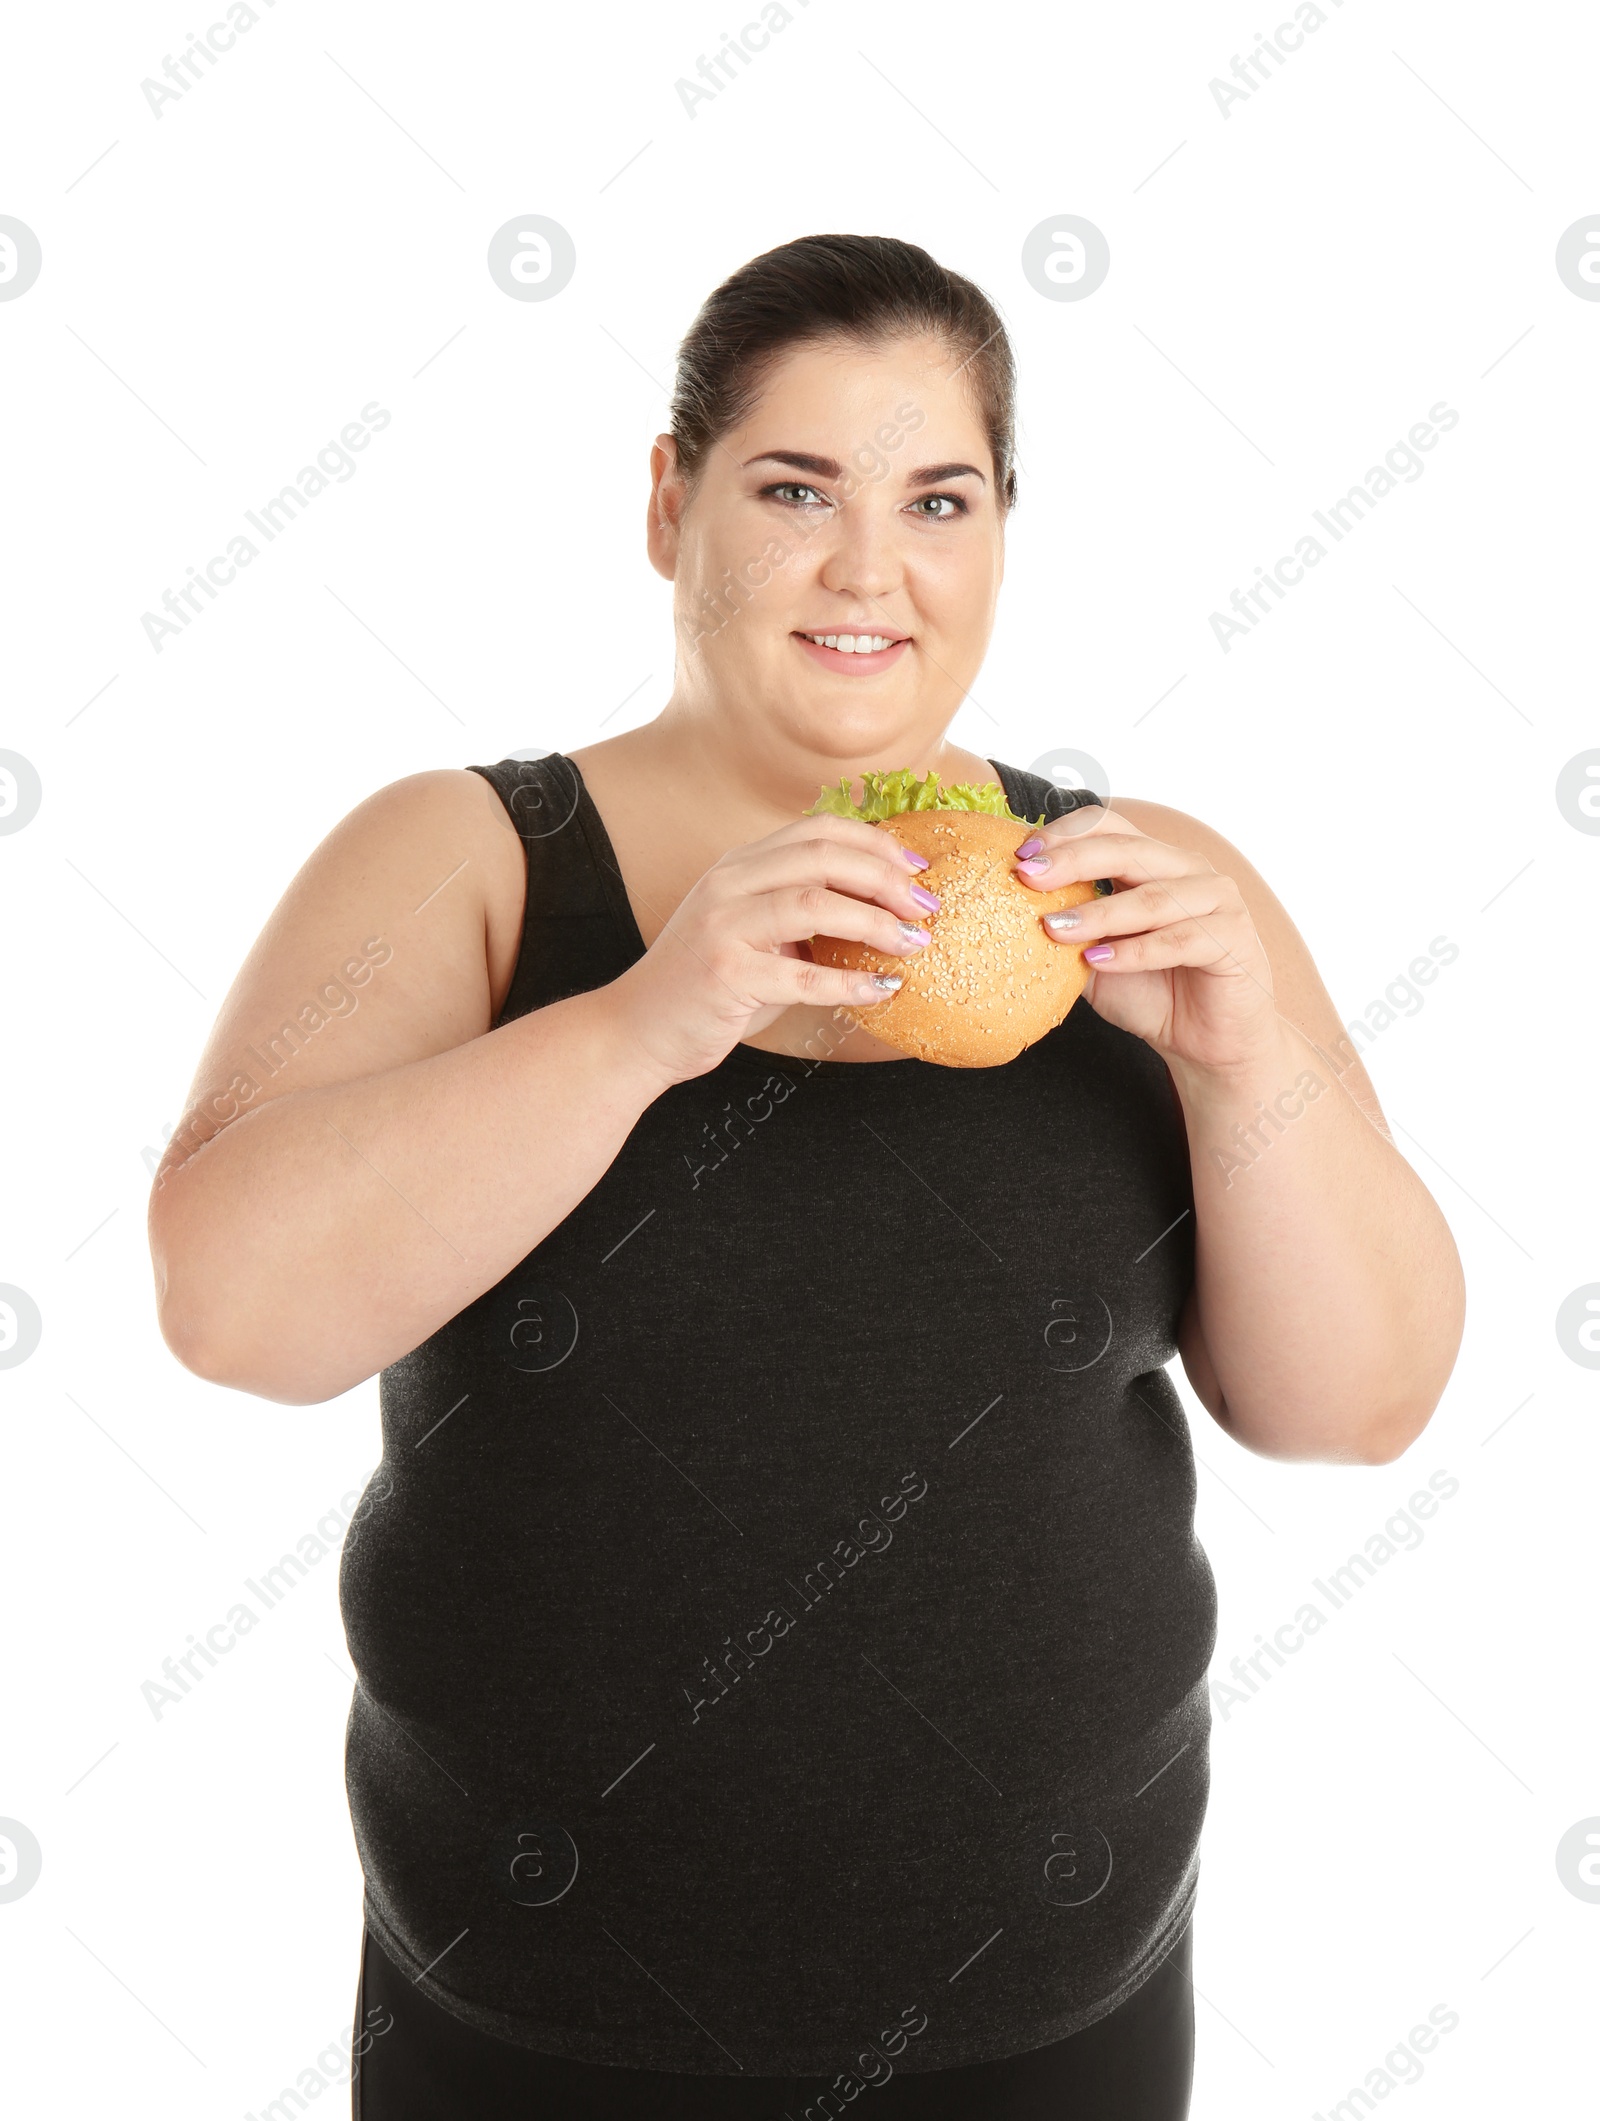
[1018,855,1050,875]
[1014,836,1043,859]
[901,848,930,870]
[909,883,942,912]
[1083,943,1115,965]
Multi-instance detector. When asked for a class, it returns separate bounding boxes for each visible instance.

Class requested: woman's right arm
[148,770,934,1405]
[147,768,674,1405]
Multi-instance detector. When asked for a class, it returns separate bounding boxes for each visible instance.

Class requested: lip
[792,631,912,675]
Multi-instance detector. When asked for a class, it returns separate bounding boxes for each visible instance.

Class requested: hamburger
[805,768,1112,1068]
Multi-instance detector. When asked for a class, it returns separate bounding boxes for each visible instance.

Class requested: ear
[647,434,688,582]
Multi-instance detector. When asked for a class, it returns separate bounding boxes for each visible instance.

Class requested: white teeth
[804,633,898,653]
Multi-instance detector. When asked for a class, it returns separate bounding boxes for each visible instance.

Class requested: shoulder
[157,769,531,1189]
[1108,792,1297,945]
[303,765,528,1019]
[321,762,515,845]
[409,765,529,1004]
[1109,797,1249,871]
[334,762,524,918]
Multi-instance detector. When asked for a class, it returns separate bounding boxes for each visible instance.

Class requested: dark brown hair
[668,233,1019,511]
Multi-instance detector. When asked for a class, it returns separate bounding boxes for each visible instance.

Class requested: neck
[605,701,993,837]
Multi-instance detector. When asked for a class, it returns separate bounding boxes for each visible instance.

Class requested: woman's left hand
[1012,808,1284,1075]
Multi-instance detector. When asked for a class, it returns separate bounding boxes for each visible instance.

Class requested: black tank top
[339,752,1218,2078]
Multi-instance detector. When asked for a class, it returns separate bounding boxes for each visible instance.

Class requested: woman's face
[649,332,1006,767]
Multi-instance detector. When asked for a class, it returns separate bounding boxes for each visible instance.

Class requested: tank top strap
[988,756,1106,828]
[466,753,641,1027]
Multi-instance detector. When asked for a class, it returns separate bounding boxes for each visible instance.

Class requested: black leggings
[350,1920,1195,2119]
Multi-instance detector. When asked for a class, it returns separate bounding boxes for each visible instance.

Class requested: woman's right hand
[605,813,942,1085]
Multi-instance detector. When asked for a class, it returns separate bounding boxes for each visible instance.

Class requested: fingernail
[866,973,903,992]
[900,848,930,870]
[1043,909,1080,931]
[1014,836,1043,859]
[1017,855,1050,875]
[909,883,942,912]
[1083,943,1115,965]
[896,921,932,946]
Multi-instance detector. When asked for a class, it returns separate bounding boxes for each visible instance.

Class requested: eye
[908,493,967,519]
[762,482,831,509]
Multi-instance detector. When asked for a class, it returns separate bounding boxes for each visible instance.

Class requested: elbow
[1357,1424,1425,1467]
[1363,1280,1467,1465]
[157,1310,352,1405]
[1214,1381,1448,1466]
[152,1285,285,1401]
[1209,1281,1465,1467]
[150,1210,233,1390]
[147,1196,354,1408]
[150,1233,348,1407]
[1355,1354,1459,1463]
[1358,1394,1444,1466]
[150,1227,223,1386]
[154,1293,220,1391]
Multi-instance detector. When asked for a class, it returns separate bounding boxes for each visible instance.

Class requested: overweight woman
[148,234,1464,2119]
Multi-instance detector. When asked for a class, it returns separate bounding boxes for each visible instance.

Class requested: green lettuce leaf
[806,767,1044,828]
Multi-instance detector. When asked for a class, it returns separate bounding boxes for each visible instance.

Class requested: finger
[1072,918,1264,977]
[1009,803,1143,858]
[1013,826,1202,890]
[653,913,907,1021]
[754,883,933,959]
[729,948,906,1012]
[719,838,943,921]
[1027,802,1149,846]
[754,811,934,873]
[1039,872,1232,943]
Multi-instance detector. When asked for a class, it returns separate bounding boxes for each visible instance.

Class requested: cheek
[915,542,1000,627]
[678,505,773,589]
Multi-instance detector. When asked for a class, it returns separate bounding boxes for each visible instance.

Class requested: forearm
[149,981,671,1404]
[1169,1027,1465,1463]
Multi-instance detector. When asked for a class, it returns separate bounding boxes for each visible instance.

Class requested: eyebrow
[743,450,986,487]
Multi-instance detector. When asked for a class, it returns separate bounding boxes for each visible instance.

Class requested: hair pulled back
[668,233,1018,510]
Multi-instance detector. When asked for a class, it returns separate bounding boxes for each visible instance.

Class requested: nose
[816,500,905,606]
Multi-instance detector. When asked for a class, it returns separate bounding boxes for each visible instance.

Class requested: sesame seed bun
[809,810,1100,1067]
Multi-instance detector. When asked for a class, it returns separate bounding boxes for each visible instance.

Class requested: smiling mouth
[792,631,911,670]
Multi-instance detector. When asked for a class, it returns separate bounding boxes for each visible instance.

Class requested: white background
[2,1,1596,2113]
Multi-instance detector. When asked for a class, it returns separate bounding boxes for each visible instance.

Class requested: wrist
[552,980,682,1110]
[1163,1023,1306,1114]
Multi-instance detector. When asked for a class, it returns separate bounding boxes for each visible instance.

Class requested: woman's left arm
[1013,799,1465,1466]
